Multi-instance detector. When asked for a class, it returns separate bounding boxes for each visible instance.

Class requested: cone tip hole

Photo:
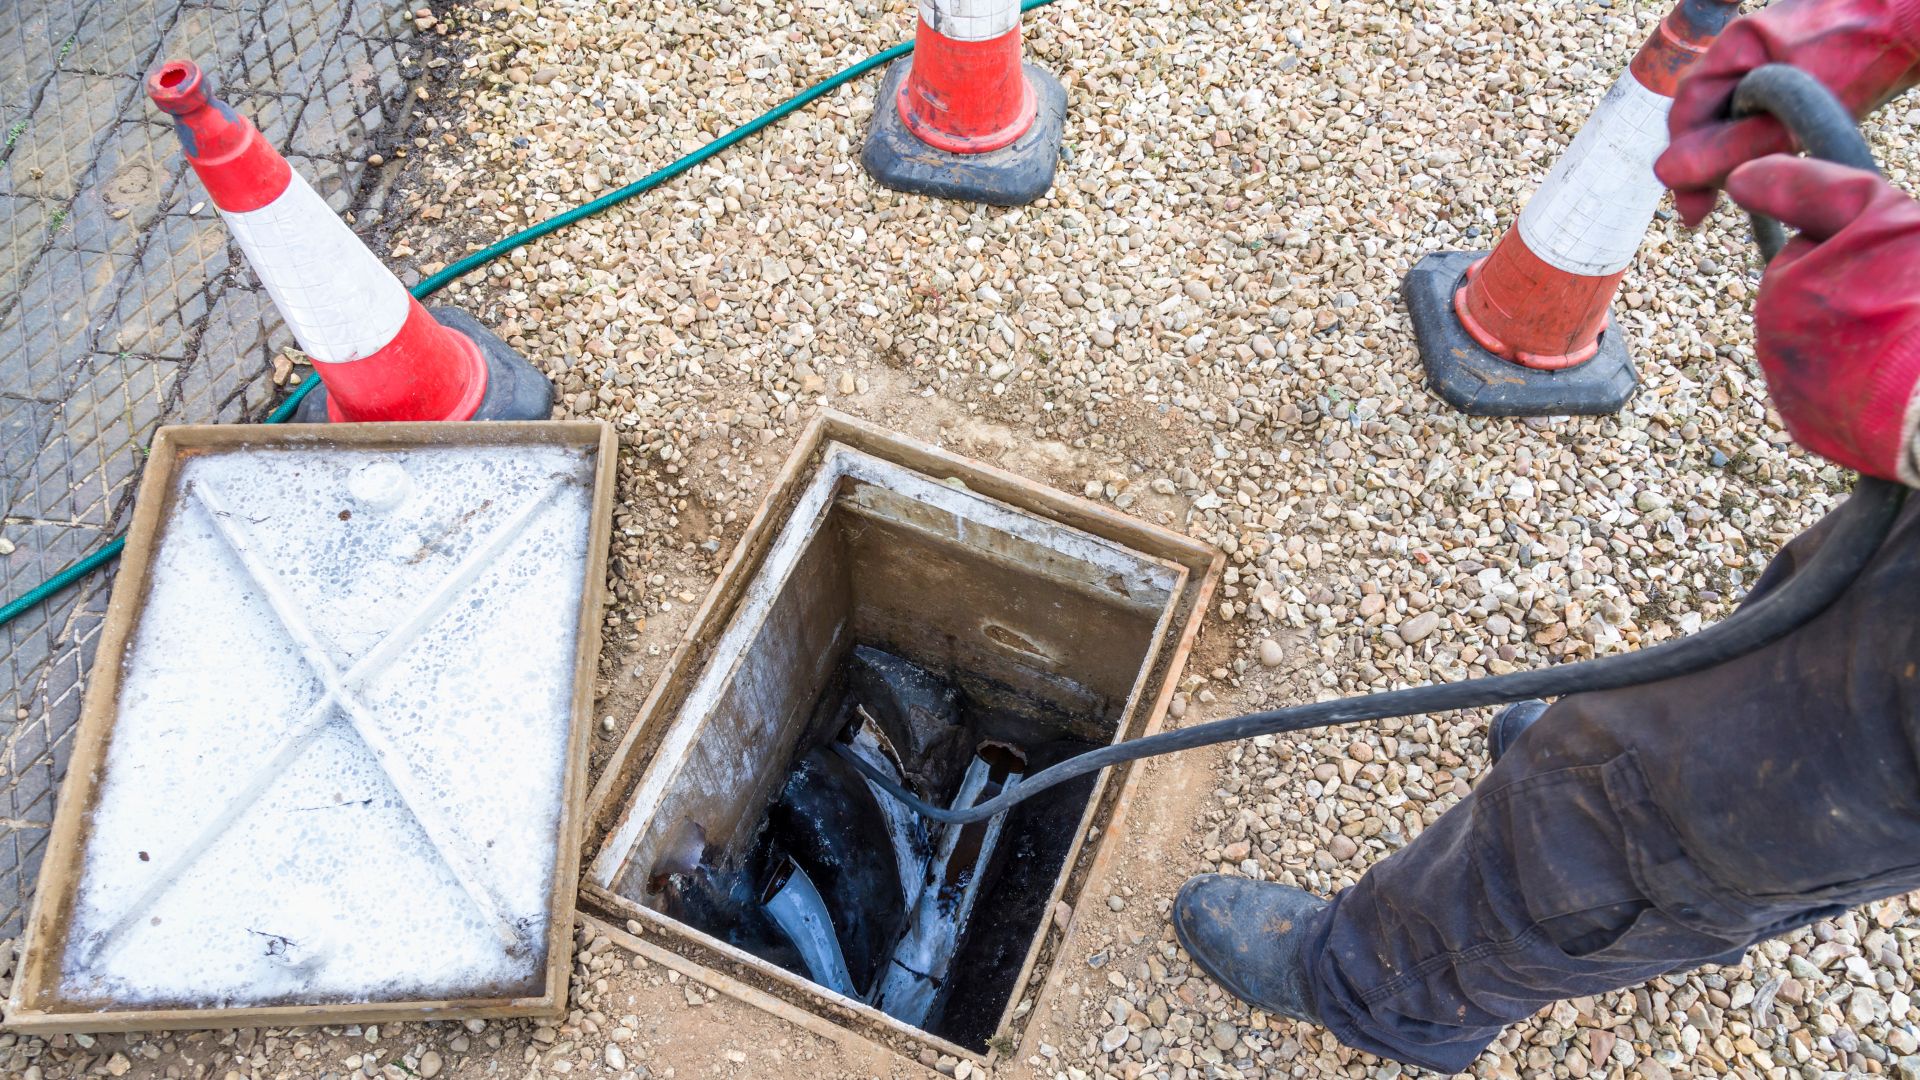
[149,60,202,109]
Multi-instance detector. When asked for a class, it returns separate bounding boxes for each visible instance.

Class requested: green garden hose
[0,1,1057,632]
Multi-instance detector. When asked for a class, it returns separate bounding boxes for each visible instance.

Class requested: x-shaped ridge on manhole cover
[79,476,567,966]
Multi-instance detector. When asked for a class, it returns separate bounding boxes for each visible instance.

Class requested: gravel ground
[10,0,1920,1076]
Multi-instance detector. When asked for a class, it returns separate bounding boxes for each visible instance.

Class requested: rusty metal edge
[575,912,931,1072]
[1016,542,1224,1058]
[585,883,979,1066]
[981,555,1189,1054]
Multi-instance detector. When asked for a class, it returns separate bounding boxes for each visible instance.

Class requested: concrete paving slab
[48,120,182,258]
[58,0,175,79]
[0,195,51,300]
[103,213,230,359]
[0,71,134,200]
[0,245,132,397]
[0,1,89,109]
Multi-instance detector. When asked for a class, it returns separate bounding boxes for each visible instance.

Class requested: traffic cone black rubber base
[293,306,554,423]
[860,56,1067,207]
[1404,250,1639,417]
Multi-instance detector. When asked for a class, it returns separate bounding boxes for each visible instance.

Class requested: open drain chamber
[582,414,1218,1061]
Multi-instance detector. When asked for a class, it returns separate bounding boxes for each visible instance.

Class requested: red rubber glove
[1655,0,1920,226]
[1725,156,1920,484]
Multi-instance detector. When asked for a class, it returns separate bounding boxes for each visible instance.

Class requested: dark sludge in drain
[646,644,1104,1051]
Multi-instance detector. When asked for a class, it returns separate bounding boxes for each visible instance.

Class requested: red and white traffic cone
[146,59,551,423]
[862,0,1067,206]
[1403,0,1740,416]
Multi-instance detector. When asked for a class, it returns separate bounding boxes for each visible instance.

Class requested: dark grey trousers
[1305,490,1920,1073]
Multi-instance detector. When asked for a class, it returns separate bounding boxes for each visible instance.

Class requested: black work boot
[1172,874,1329,1023]
[1489,699,1549,763]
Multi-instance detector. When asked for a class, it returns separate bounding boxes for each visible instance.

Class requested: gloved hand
[1725,156,1920,484]
[1655,0,1920,226]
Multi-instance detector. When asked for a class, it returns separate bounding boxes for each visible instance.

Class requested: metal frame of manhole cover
[8,421,616,1034]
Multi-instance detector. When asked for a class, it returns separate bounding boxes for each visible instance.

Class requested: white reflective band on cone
[919,0,1021,41]
[220,172,411,365]
[1516,72,1673,278]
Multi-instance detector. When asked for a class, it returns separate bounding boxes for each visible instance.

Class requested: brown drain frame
[578,413,1220,1064]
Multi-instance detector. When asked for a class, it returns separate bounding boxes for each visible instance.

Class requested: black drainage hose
[839,65,1911,826]
[1731,64,1883,259]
